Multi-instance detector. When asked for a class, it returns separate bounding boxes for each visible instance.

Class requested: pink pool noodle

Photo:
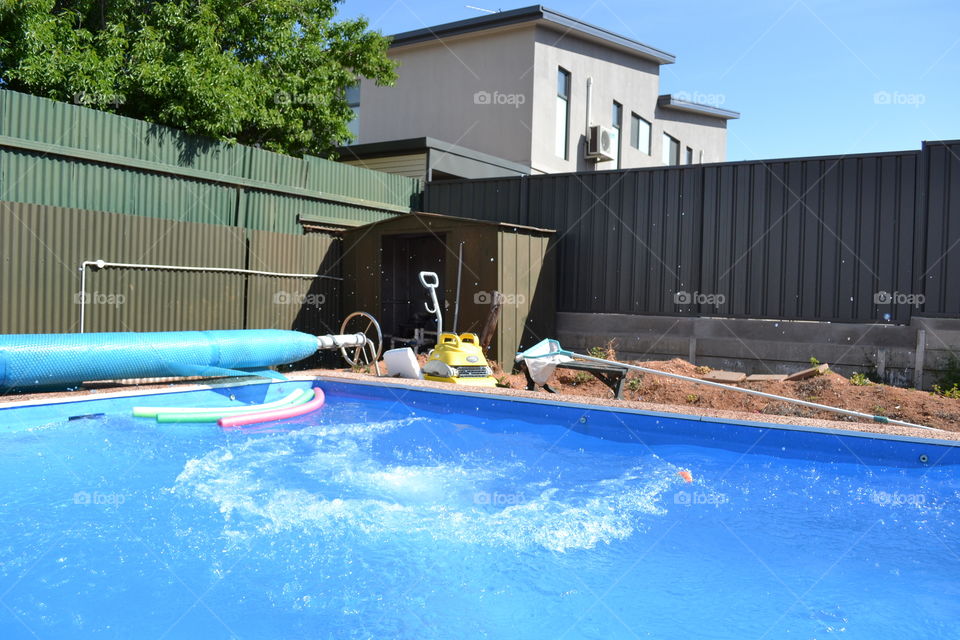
[218,387,325,428]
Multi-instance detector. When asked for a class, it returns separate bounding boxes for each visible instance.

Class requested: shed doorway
[380,233,446,350]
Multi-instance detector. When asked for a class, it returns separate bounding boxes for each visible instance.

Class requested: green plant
[351,363,371,374]
[627,377,642,392]
[685,393,699,404]
[694,365,712,375]
[937,356,960,389]
[587,340,618,361]
[573,372,591,384]
[850,372,871,386]
[873,405,887,416]
[809,356,821,367]
[932,383,960,400]
[495,375,512,389]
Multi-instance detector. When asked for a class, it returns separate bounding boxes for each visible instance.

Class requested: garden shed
[341,212,555,368]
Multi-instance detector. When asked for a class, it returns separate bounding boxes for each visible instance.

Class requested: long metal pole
[79,259,342,333]
[568,352,938,432]
[453,242,464,332]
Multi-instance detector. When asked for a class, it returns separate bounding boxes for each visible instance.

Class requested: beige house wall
[356,27,536,167]
[531,27,663,173]
[532,26,728,172]
[655,109,729,165]
[355,23,731,174]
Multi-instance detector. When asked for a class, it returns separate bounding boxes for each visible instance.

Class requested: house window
[630,113,651,155]
[556,68,571,160]
[662,133,680,166]
[611,101,622,168]
[345,84,360,138]
[686,146,694,165]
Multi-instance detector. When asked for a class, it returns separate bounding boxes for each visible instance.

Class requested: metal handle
[418,271,439,288]
[419,271,442,335]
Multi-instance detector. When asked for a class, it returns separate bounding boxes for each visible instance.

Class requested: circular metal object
[339,311,383,367]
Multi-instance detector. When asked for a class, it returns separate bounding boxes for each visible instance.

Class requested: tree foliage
[0,0,396,156]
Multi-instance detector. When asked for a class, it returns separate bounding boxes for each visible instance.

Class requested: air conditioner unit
[585,125,617,161]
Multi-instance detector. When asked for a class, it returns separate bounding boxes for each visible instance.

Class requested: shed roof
[346,211,555,236]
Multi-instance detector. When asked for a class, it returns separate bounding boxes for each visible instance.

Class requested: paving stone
[744,374,788,382]
[785,364,830,381]
[702,370,747,383]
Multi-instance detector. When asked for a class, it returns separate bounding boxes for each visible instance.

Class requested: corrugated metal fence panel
[306,156,422,210]
[244,191,395,234]
[0,151,239,226]
[697,152,919,323]
[0,90,417,230]
[426,177,523,224]
[922,140,960,317]
[246,230,343,341]
[0,202,246,334]
[1,90,88,149]
[244,145,308,188]
[1,90,248,175]
[424,151,931,324]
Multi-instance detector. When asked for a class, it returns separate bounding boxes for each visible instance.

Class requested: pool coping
[2,370,958,447]
[310,373,960,449]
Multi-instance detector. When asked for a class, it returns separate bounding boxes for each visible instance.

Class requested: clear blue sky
[337,0,959,161]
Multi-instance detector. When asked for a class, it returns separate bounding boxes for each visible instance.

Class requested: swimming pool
[1,378,958,638]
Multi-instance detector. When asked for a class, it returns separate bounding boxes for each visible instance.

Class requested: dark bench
[521,360,629,399]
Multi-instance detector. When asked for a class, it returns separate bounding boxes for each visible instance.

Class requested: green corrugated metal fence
[0,89,421,234]
[0,89,421,336]
[0,202,343,335]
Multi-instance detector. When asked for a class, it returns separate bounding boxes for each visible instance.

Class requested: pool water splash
[173,415,678,552]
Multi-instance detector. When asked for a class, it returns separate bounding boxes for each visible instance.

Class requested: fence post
[914,329,926,389]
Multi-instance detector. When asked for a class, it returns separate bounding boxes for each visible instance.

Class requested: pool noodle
[133,388,306,418]
[219,387,325,428]
[155,389,312,423]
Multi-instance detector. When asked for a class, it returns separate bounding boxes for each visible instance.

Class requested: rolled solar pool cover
[0,330,319,391]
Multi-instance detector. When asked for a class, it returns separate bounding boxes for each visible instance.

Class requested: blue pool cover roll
[0,330,318,390]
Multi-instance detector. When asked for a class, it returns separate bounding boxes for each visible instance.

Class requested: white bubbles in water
[173,417,673,553]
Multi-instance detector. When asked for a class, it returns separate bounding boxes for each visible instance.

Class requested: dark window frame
[556,67,571,161]
[630,112,651,154]
[612,101,623,169]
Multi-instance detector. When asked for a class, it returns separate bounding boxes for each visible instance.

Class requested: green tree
[0,0,396,156]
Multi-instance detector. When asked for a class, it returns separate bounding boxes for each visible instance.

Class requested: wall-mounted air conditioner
[585,125,617,162]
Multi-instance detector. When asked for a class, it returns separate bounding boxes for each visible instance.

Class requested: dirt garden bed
[485,354,960,432]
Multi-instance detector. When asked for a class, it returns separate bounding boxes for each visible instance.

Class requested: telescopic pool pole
[518,340,939,432]
[453,242,464,333]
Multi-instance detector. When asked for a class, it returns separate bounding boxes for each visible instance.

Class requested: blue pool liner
[1,377,957,468]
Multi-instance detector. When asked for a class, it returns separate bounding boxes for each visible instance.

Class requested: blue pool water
[1,379,958,638]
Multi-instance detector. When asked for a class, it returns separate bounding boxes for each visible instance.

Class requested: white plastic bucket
[383,347,423,379]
